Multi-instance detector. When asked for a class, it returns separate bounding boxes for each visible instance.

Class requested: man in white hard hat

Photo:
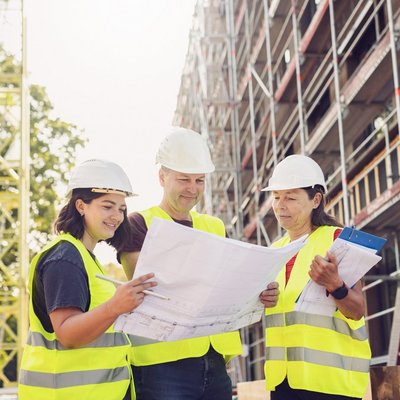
[117,127,279,400]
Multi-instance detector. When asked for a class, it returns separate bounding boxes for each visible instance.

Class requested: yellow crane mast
[0,0,29,390]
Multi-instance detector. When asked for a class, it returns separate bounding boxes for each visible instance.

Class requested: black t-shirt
[32,241,91,333]
[32,240,132,400]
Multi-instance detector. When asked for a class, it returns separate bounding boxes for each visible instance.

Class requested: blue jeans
[132,347,232,400]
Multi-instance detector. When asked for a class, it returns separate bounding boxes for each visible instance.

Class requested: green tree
[0,45,86,248]
[29,84,86,245]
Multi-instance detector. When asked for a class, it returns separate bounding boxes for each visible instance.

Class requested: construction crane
[0,0,29,391]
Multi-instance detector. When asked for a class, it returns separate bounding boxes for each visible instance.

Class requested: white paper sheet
[114,218,306,341]
[294,238,382,316]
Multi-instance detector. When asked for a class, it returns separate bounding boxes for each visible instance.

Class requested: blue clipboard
[338,227,387,253]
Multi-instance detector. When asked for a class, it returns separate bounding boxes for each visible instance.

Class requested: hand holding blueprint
[295,228,386,316]
[114,218,306,341]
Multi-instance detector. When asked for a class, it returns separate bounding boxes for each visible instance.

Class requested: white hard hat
[156,127,215,174]
[66,159,136,197]
[262,154,327,192]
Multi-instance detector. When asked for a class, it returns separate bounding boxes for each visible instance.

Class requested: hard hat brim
[91,188,138,197]
[261,184,300,192]
[66,186,138,198]
[261,183,327,192]
[160,162,215,174]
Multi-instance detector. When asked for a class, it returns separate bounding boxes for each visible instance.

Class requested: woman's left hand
[309,251,343,292]
[259,281,279,308]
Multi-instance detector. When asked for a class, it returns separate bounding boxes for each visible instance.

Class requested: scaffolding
[174,0,400,383]
[0,0,29,389]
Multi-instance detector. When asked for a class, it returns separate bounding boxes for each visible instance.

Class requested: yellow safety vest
[265,226,371,398]
[19,234,132,400]
[128,206,243,366]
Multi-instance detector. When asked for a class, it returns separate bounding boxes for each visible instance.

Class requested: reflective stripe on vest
[264,226,371,398]
[18,234,131,400]
[20,366,129,389]
[265,347,370,373]
[266,311,369,341]
[128,206,242,366]
[27,331,129,350]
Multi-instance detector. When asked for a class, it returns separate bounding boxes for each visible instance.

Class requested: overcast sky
[25,0,197,263]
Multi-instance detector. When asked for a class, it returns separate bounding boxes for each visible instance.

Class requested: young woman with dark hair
[19,159,156,400]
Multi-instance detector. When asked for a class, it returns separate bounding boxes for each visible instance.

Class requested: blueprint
[114,218,306,341]
[294,237,382,316]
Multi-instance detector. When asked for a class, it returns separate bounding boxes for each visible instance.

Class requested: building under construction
[174,0,400,394]
[1,0,400,398]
